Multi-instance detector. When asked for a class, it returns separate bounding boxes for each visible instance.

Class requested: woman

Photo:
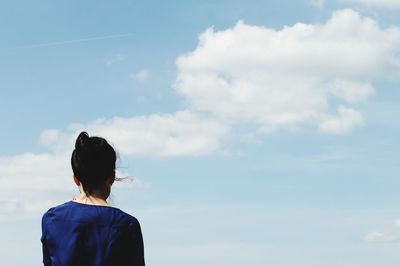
[40,132,145,266]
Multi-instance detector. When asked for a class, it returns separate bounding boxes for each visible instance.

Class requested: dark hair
[71,131,116,196]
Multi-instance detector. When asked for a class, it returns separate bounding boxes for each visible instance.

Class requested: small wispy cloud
[105,54,127,65]
[364,218,400,243]
[8,33,132,50]
[310,0,325,8]
[136,96,146,103]
[130,69,150,82]
[365,231,398,242]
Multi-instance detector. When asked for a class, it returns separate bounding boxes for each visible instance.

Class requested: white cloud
[6,113,227,214]
[328,79,374,102]
[38,129,61,145]
[0,151,148,216]
[175,9,400,134]
[0,153,69,192]
[340,0,400,8]
[130,69,150,82]
[362,218,400,243]
[319,105,364,134]
[365,231,398,242]
[38,111,229,158]
[68,111,229,157]
[0,152,72,215]
[0,110,230,214]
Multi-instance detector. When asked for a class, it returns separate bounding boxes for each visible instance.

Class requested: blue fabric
[41,201,145,266]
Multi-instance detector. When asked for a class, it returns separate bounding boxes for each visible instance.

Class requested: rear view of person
[40,132,145,266]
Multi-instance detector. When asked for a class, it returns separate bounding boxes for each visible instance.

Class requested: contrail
[8,33,133,50]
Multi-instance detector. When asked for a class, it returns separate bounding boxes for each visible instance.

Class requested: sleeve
[127,219,145,266]
[40,213,52,266]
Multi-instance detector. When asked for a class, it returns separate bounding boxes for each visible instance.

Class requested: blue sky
[1,1,400,265]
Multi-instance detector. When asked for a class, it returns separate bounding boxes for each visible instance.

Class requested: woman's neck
[73,194,110,206]
[74,183,111,206]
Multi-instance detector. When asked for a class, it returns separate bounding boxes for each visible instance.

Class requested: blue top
[40,200,145,266]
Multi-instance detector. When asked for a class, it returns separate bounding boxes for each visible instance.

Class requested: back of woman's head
[71,131,116,195]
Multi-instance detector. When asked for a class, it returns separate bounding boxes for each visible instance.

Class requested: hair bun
[75,131,90,150]
[71,131,117,195]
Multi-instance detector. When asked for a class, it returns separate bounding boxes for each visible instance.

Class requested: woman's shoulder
[41,201,73,219]
[41,200,139,227]
[116,208,140,226]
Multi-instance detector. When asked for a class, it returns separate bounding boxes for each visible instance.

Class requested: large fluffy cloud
[41,111,229,157]
[175,9,400,134]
